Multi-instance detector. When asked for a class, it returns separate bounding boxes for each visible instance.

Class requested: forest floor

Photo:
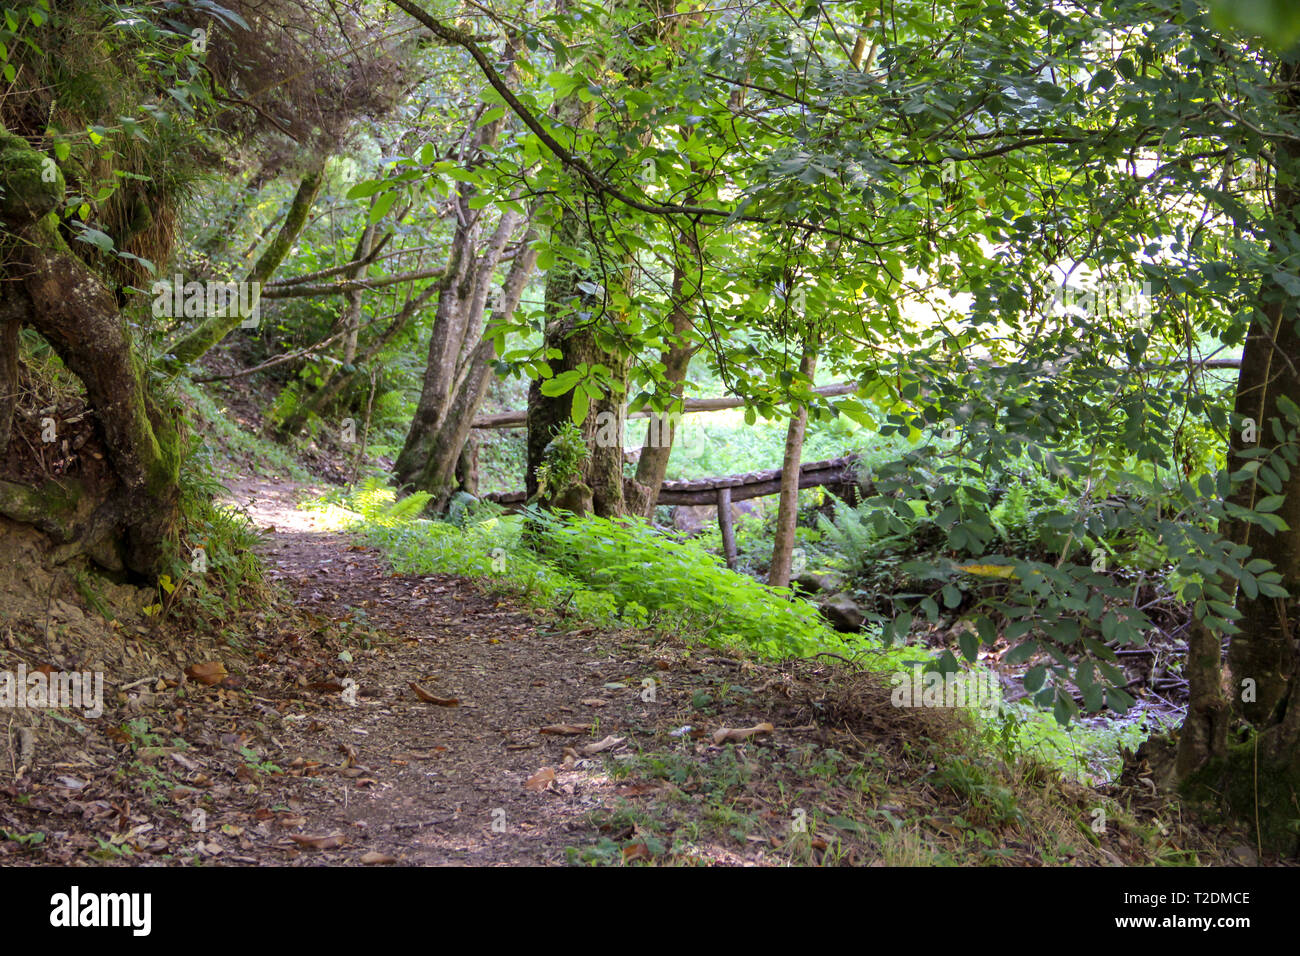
[0,467,1258,866]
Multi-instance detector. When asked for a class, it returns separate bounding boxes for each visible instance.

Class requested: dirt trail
[215,478,802,865]
[4,478,1188,867]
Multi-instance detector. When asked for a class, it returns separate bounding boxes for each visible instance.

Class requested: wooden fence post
[717,486,737,569]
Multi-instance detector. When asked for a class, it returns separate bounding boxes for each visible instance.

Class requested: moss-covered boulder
[0,131,65,225]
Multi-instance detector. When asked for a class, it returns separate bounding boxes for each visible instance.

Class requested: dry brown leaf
[539,724,589,735]
[622,842,653,862]
[360,851,397,865]
[524,767,556,791]
[614,783,663,797]
[289,833,344,850]
[579,735,626,756]
[711,722,775,745]
[409,682,459,706]
[579,698,608,708]
[186,661,228,686]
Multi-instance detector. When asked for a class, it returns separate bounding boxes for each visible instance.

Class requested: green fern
[384,490,432,519]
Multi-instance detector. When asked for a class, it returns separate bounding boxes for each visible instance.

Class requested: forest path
[216,476,810,865]
[0,478,1174,867]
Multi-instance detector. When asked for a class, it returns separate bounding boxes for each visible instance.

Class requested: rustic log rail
[470,384,859,430]
[482,455,865,568]
[469,360,1242,431]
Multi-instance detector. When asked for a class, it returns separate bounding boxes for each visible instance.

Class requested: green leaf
[368,191,397,224]
[72,224,114,252]
[346,180,386,199]
[571,386,589,426]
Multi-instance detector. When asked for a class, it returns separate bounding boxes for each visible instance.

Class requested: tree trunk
[0,288,21,457]
[1219,60,1300,732]
[1222,282,1300,726]
[627,221,701,517]
[168,157,328,368]
[456,431,480,496]
[526,205,631,517]
[767,345,817,588]
[408,234,538,509]
[394,62,526,496]
[1173,61,1300,854]
[1173,620,1229,780]
[0,132,179,576]
[280,280,438,436]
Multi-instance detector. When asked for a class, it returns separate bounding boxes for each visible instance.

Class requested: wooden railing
[481,455,865,568]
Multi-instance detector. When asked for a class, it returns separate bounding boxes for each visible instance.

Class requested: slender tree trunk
[410,234,539,509]
[281,280,438,436]
[168,157,328,367]
[627,145,702,518]
[340,220,377,367]
[627,265,698,517]
[768,344,817,588]
[394,61,525,494]
[1173,620,1230,780]
[0,287,22,457]
[196,163,270,261]
[1221,60,1300,732]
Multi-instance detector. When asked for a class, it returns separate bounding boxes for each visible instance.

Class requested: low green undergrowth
[319,479,845,657]
[309,479,1152,784]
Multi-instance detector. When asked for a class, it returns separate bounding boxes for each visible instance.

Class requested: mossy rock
[551,482,594,517]
[0,132,65,225]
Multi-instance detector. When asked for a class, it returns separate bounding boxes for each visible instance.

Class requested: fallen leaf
[579,735,626,756]
[186,661,228,686]
[360,851,397,865]
[539,724,589,736]
[289,833,344,850]
[170,752,199,771]
[955,563,1017,579]
[622,842,653,862]
[524,767,556,791]
[579,698,608,708]
[614,783,663,797]
[409,683,459,706]
[711,722,774,745]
